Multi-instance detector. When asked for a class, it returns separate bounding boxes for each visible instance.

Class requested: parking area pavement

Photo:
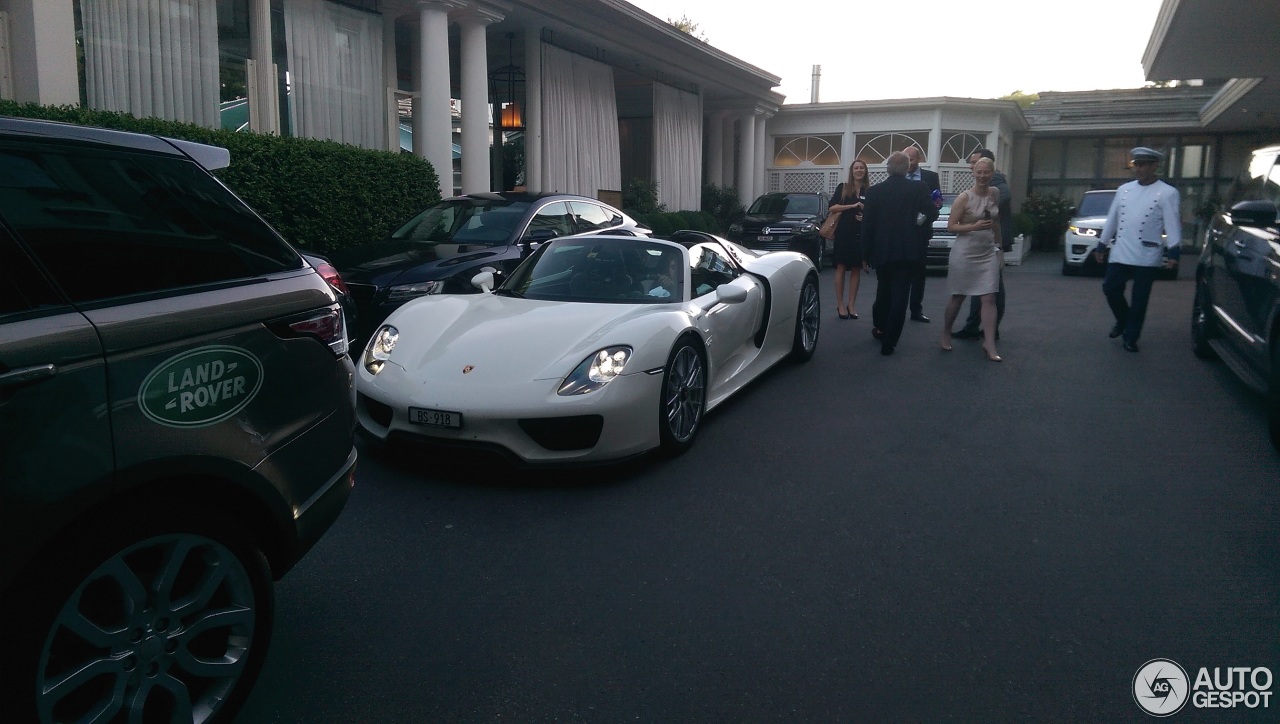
[241,249,1278,722]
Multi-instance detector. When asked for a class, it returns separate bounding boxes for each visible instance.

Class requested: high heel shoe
[837,307,850,320]
[850,312,858,320]
[940,336,953,351]
[983,346,1002,362]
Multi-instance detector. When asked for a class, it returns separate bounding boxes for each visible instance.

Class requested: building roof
[1022,85,1223,134]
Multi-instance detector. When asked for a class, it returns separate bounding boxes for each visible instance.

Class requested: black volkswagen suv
[727,192,830,268]
[1191,143,1280,449]
[0,117,357,722]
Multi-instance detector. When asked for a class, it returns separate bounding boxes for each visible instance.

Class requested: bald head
[902,146,923,171]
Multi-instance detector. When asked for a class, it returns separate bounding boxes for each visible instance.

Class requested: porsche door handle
[0,364,56,390]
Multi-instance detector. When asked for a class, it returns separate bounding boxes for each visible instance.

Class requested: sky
[627,0,1167,104]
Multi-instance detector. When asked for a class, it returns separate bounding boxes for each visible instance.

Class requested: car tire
[1191,280,1218,360]
[5,509,274,724]
[791,274,820,362]
[657,338,706,457]
[1269,339,1280,452]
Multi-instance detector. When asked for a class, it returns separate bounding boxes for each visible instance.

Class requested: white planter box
[1005,234,1028,265]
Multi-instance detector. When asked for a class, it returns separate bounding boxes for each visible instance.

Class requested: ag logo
[138,346,264,428]
[1134,659,1190,716]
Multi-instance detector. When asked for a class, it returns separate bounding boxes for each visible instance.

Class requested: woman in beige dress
[940,157,1003,361]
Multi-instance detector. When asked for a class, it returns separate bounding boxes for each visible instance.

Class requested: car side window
[569,201,619,232]
[0,141,300,304]
[688,243,739,298]
[1265,156,1280,206]
[0,230,67,319]
[525,201,575,239]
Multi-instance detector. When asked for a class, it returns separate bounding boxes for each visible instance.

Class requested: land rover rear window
[0,141,300,304]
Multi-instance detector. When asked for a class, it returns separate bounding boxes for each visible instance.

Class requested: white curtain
[81,0,219,128]
[540,44,621,197]
[652,82,702,212]
[284,0,384,149]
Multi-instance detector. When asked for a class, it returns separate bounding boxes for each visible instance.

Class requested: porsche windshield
[391,198,531,245]
[502,238,685,304]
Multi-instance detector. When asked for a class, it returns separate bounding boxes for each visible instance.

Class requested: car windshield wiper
[492,288,524,298]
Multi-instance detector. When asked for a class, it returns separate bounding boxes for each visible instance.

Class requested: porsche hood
[376,294,674,383]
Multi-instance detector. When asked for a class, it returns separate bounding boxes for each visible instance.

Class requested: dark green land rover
[0,117,357,722]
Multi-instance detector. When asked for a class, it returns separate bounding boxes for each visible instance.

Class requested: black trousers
[872,261,921,349]
[961,268,1006,332]
[908,261,926,316]
[1102,263,1158,344]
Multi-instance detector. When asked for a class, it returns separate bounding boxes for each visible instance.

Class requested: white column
[755,111,769,194]
[524,26,542,192]
[411,22,425,158]
[736,113,756,207]
[456,8,501,193]
[720,114,735,193]
[417,1,463,194]
[248,0,279,135]
[706,111,724,187]
[383,12,399,151]
[5,0,78,105]
[927,109,943,173]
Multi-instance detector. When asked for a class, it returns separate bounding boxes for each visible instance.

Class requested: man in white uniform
[1092,146,1182,352]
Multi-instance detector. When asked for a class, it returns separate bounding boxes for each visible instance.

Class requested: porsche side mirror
[471,270,496,292]
[715,284,749,304]
[1227,200,1278,228]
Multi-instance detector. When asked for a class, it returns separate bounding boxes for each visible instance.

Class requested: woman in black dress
[830,159,869,319]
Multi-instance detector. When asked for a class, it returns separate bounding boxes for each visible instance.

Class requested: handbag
[819,209,841,240]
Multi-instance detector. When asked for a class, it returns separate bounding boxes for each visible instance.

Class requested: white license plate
[409,407,462,429]
[757,235,773,242]
[930,239,951,247]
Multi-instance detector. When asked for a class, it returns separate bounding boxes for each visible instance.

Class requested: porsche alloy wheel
[22,521,272,724]
[791,275,820,361]
[659,340,706,455]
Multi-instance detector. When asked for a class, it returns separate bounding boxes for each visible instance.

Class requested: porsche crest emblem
[462,365,474,374]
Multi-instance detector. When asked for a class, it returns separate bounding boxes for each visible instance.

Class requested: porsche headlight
[558,346,632,396]
[387,280,443,302]
[728,223,743,234]
[363,325,399,375]
[1069,225,1098,237]
[796,222,817,234]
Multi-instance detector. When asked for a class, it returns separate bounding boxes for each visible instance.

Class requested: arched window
[772,135,841,167]
[854,132,929,164]
[940,132,986,163]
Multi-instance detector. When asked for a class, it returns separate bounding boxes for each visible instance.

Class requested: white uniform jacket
[1098,179,1182,267]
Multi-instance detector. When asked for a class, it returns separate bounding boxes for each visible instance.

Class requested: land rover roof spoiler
[162,136,231,171]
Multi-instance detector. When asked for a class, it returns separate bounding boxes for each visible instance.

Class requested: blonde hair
[972,157,995,171]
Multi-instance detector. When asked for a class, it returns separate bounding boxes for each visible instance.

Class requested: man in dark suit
[863,151,941,355]
[902,146,942,323]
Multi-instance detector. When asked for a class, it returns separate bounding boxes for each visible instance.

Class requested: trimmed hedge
[632,210,719,237]
[0,101,440,253]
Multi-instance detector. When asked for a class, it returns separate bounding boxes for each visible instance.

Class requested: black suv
[727,192,830,268]
[0,117,357,722]
[1191,143,1280,449]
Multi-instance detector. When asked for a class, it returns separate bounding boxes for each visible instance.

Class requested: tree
[667,14,708,42]
[999,90,1039,109]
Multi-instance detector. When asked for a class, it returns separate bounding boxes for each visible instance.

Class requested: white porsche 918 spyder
[355,232,819,464]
